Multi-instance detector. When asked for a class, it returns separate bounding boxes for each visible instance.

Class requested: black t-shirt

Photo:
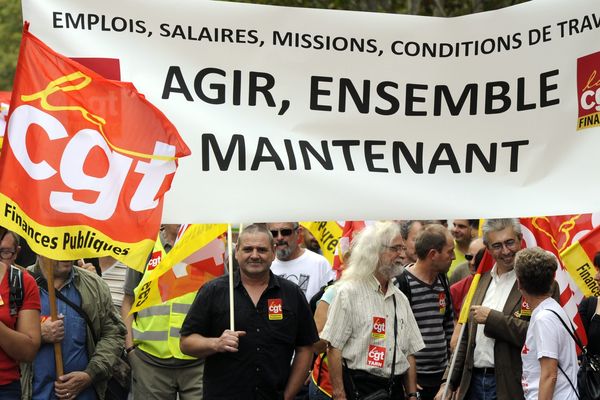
[579,296,600,356]
[180,271,319,400]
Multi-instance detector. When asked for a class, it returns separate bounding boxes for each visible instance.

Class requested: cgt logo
[578,51,600,130]
[371,317,386,339]
[6,72,178,221]
[268,298,283,320]
[367,345,386,368]
[146,251,163,270]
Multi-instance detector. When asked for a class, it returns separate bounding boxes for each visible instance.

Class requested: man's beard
[276,242,293,260]
[378,262,404,279]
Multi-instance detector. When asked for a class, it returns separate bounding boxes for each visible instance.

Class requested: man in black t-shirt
[180,224,318,400]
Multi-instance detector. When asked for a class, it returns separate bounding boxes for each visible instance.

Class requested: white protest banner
[21,0,600,222]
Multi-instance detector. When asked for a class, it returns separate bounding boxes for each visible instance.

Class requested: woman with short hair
[516,247,578,400]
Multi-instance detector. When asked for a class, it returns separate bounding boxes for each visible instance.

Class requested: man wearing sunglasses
[437,219,558,400]
[267,222,335,302]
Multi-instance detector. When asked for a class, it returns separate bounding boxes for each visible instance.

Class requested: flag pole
[441,252,488,400]
[442,323,466,399]
[228,224,235,331]
[40,257,64,377]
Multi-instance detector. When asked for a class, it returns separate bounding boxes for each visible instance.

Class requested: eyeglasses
[0,248,16,260]
[382,245,407,253]
[489,239,518,252]
[270,228,295,237]
[465,254,474,261]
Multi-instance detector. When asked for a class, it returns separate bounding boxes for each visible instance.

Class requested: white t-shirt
[270,250,336,302]
[521,297,579,400]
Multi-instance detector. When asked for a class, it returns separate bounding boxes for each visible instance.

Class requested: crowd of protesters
[0,220,599,400]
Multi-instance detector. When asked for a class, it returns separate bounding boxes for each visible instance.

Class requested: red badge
[439,292,447,315]
[372,317,386,339]
[268,298,283,320]
[577,51,600,130]
[146,251,162,271]
[367,345,386,368]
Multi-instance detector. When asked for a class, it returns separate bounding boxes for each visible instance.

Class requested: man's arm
[483,308,529,347]
[538,357,558,400]
[283,345,313,400]
[84,278,127,383]
[121,294,135,351]
[179,329,246,359]
[402,354,418,395]
[327,345,347,400]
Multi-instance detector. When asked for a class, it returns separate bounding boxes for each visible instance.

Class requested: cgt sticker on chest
[372,316,386,339]
[439,292,447,314]
[367,344,386,368]
[268,298,283,320]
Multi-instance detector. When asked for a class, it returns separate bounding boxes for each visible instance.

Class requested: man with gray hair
[437,219,558,400]
[322,221,424,400]
[267,222,335,302]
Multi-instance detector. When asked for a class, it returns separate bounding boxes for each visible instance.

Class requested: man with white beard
[321,221,424,400]
[267,222,335,302]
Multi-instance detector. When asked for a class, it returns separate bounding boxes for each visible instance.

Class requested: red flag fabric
[333,221,367,275]
[0,26,190,270]
[520,215,596,346]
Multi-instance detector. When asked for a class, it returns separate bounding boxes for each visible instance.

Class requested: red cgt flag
[521,215,595,347]
[0,26,190,271]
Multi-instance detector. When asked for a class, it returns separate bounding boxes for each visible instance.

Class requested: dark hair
[468,219,479,229]
[594,251,600,268]
[514,247,557,296]
[415,224,449,260]
[237,224,274,247]
[0,227,20,250]
[400,220,424,240]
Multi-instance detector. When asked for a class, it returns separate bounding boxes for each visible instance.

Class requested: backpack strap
[586,296,598,325]
[547,309,586,354]
[9,266,24,316]
[438,272,453,319]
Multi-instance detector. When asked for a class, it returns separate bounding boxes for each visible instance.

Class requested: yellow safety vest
[131,238,197,360]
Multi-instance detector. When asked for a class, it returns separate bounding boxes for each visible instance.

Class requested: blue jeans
[308,379,332,399]
[0,380,21,400]
[467,370,497,400]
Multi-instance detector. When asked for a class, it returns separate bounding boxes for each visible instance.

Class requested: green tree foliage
[0,0,528,91]
[0,0,22,90]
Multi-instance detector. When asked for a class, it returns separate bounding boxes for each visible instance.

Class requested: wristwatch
[406,392,421,399]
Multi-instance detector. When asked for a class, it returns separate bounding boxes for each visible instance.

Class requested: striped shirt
[402,270,454,375]
[321,276,424,377]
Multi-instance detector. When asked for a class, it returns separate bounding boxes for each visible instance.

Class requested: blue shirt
[32,270,96,400]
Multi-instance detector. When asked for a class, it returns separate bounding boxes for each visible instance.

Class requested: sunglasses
[465,254,474,261]
[270,228,295,237]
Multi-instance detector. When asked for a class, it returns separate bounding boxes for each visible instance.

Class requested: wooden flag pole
[40,257,64,377]
[228,224,235,331]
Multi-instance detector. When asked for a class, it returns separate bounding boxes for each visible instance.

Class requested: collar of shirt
[366,275,397,299]
[490,264,516,282]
